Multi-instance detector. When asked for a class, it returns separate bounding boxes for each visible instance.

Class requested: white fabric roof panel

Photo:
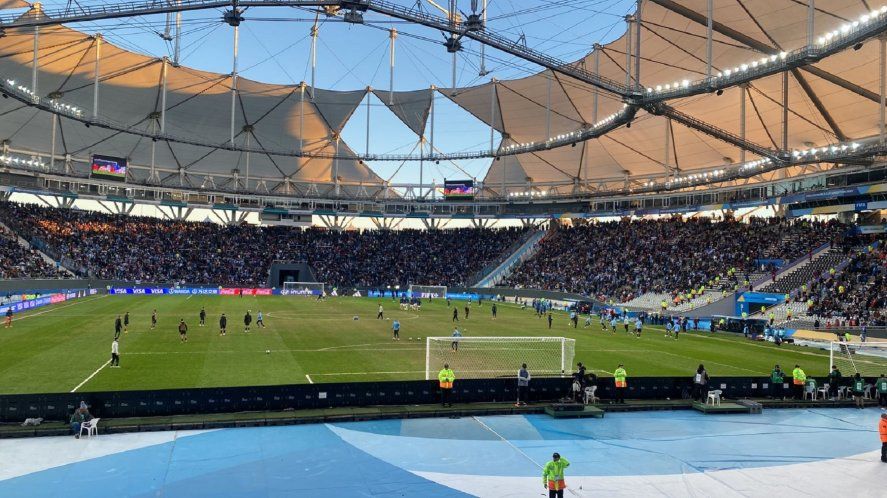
[0,0,882,191]
[371,88,432,136]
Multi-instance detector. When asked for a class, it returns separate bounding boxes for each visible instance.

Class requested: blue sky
[33,0,636,184]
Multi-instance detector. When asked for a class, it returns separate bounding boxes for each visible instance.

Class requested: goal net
[425,336,575,380]
[409,285,447,299]
[281,281,325,296]
[829,341,887,378]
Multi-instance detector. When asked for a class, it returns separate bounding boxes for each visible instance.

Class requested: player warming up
[4,307,12,328]
[150,309,157,330]
[392,319,400,341]
[244,310,252,333]
[377,304,384,320]
[114,315,123,340]
[123,312,130,334]
[219,313,227,336]
[256,310,265,328]
[199,307,206,326]
[110,338,120,368]
[178,319,188,343]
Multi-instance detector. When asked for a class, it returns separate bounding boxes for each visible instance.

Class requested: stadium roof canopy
[0,0,884,201]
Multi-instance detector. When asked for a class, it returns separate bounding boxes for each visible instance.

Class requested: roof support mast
[739,84,746,164]
[881,35,886,144]
[93,34,101,118]
[806,0,814,47]
[706,0,713,80]
[388,29,396,105]
[624,14,632,89]
[634,0,641,89]
[365,87,371,156]
[546,72,551,140]
[429,85,435,154]
[478,0,488,76]
[225,5,243,146]
[174,0,182,65]
[592,44,600,123]
[49,112,57,170]
[310,18,318,101]
[663,117,671,177]
[31,18,38,100]
[489,78,496,154]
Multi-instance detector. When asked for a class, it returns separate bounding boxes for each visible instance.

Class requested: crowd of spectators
[505,217,846,302]
[803,237,887,326]
[0,202,526,288]
[0,225,68,279]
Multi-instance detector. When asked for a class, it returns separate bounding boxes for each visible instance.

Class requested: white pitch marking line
[305,374,314,384]
[71,359,111,393]
[15,294,108,321]
[306,370,425,377]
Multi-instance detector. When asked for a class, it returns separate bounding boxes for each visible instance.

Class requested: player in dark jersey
[123,312,130,334]
[244,310,252,333]
[151,309,157,330]
[464,305,470,320]
[114,315,122,340]
[219,313,227,336]
[199,307,206,327]
[4,308,12,328]
[178,319,188,343]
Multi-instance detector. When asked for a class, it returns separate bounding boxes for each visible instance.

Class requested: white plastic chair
[583,386,598,404]
[803,383,817,400]
[817,383,830,400]
[706,389,722,406]
[837,386,848,400]
[79,418,100,438]
[864,384,873,400]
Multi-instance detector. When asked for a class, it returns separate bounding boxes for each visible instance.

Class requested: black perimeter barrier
[0,375,846,423]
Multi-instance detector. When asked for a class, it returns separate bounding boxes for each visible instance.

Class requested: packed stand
[801,237,887,327]
[0,225,68,279]
[505,217,846,303]
[0,202,526,287]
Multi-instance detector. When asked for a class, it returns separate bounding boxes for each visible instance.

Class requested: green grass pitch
[0,295,835,394]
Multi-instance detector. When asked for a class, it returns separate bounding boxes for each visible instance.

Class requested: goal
[425,336,575,380]
[409,285,447,299]
[281,281,325,296]
[829,341,887,377]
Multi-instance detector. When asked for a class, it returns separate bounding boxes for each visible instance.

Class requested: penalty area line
[71,359,111,393]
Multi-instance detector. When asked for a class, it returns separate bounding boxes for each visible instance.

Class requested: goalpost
[409,285,447,299]
[425,337,575,380]
[829,341,887,377]
[281,281,325,296]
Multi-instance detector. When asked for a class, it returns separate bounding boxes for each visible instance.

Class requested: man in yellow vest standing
[543,452,570,498]
[792,364,807,400]
[614,364,628,404]
[438,363,455,407]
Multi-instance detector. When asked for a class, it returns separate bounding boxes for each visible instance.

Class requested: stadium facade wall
[0,279,117,294]
[0,376,842,423]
